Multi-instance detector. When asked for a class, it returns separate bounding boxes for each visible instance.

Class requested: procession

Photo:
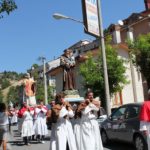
[1,0,150,150]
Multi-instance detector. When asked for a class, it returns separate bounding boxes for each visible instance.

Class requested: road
[6,125,135,150]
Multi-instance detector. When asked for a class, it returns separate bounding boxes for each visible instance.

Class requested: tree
[79,37,128,106]
[0,0,17,18]
[128,33,150,89]
[0,90,3,102]
[7,85,20,104]
[1,78,10,89]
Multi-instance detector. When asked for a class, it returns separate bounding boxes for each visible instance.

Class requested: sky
[0,0,145,73]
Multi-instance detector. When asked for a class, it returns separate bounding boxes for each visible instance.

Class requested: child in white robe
[21,106,34,145]
[33,101,48,143]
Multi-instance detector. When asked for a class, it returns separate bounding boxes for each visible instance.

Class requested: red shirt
[140,100,150,122]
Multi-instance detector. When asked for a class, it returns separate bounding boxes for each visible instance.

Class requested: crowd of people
[49,90,104,150]
[0,99,49,150]
[0,90,106,150]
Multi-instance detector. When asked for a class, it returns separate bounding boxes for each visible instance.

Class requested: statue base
[62,90,84,103]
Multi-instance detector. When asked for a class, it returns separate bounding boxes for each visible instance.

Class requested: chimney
[127,27,134,42]
[145,0,150,10]
[112,25,121,44]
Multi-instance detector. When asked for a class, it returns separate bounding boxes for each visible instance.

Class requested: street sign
[82,0,100,37]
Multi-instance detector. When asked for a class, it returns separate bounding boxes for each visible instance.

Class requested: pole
[97,0,111,115]
[43,57,48,105]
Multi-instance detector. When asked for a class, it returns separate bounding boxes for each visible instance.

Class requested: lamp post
[53,13,87,31]
[53,3,111,115]
[97,0,111,115]
[38,56,48,105]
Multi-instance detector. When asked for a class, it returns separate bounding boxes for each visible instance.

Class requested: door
[106,106,127,140]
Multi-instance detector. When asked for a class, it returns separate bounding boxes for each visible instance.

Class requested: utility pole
[97,0,111,115]
[39,56,48,105]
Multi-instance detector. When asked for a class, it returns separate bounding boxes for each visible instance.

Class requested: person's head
[0,103,6,112]
[23,102,27,108]
[85,90,94,101]
[39,99,44,105]
[55,93,65,105]
[69,49,73,56]
[64,49,70,56]
[50,101,55,107]
[25,73,30,79]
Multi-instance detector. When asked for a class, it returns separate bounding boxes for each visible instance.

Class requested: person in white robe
[79,91,103,150]
[11,107,18,125]
[49,95,77,150]
[21,106,34,145]
[72,108,81,150]
[33,100,48,143]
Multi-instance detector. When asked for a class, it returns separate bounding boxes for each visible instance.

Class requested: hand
[85,99,90,105]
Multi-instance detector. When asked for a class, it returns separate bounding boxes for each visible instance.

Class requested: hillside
[0,71,25,102]
[2,80,21,101]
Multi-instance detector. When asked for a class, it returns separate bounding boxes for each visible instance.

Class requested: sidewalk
[4,125,50,150]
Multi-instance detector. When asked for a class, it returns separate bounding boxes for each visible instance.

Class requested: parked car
[100,103,148,150]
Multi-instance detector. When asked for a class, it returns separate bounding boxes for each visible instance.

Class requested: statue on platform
[60,49,76,91]
[22,73,36,106]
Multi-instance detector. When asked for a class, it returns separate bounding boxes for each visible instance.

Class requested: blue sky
[0,0,145,73]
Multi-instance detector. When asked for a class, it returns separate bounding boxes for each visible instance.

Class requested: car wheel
[101,130,109,145]
[134,134,147,150]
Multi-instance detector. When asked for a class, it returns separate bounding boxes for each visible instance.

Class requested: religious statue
[22,73,36,106]
[60,49,76,91]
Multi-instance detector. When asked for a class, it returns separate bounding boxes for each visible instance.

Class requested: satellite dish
[118,20,124,26]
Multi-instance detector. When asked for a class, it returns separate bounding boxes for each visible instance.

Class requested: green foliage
[35,80,54,103]
[1,71,25,80]
[0,0,17,18]
[127,33,150,88]
[80,37,128,106]
[0,90,3,102]
[7,85,20,104]
[0,78,10,89]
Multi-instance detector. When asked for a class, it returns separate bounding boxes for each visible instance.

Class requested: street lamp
[53,13,87,31]
[53,13,83,24]
[53,6,111,115]
[38,56,48,105]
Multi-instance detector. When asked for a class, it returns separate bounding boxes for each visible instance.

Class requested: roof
[108,10,150,33]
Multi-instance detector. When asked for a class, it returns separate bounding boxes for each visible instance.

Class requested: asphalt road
[6,125,135,150]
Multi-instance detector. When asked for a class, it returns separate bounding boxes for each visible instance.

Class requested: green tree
[0,0,17,18]
[80,37,128,106]
[1,78,10,89]
[0,90,3,102]
[7,85,20,104]
[128,33,150,89]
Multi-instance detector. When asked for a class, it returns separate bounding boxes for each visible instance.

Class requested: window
[111,107,126,121]
[125,106,140,119]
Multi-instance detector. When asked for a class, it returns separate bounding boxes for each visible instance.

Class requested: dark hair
[55,93,65,104]
[85,90,93,98]
[0,103,6,112]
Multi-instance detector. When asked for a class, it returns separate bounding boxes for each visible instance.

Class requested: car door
[116,105,140,142]
[106,106,127,140]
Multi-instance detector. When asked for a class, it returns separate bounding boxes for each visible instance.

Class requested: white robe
[140,121,150,149]
[50,106,77,150]
[21,111,34,137]
[73,118,81,150]
[11,109,18,124]
[80,103,103,150]
[33,107,48,136]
